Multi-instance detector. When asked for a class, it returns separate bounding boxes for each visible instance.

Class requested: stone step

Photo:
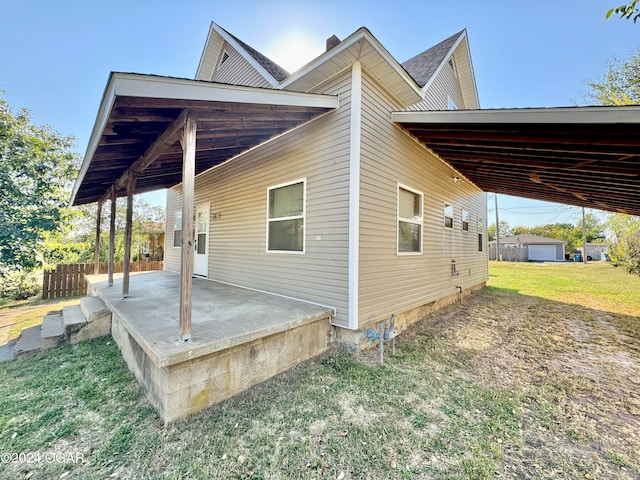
[0,341,15,362]
[63,305,87,337]
[64,300,112,345]
[40,313,65,350]
[81,296,110,323]
[14,325,42,357]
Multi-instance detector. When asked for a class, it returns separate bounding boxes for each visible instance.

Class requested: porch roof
[71,73,339,206]
[393,106,640,216]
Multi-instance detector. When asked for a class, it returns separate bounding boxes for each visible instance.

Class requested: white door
[528,245,555,261]
[193,203,209,277]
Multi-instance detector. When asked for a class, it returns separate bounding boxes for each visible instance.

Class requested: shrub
[0,267,40,300]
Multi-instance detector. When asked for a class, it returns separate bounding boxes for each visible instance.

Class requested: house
[489,234,566,262]
[162,23,487,341]
[577,243,608,261]
[70,21,640,421]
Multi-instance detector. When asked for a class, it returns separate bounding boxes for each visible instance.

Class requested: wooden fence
[42,261,164,300]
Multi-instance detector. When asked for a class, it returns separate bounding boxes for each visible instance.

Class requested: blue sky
[1,0,637,227]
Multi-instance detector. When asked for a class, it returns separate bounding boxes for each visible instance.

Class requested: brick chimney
[326,34,341,51]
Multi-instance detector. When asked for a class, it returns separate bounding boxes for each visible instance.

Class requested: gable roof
[490,234,566,245]
[221,27,289,82]
[402,30,465,88]
[195,22,288,87]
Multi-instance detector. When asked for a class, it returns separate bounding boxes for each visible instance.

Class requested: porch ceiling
[392,106,640,216]
[71,73,338,206]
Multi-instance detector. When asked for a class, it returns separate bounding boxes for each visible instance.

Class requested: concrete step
[40,313,65,350]
[63,305,87,337]
[81,296,110,323]
[0,341,15,362]
[64,300,111,344]
[14,325,42,357]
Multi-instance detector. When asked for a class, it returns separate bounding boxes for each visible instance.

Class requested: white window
[173,212,182,248]
[478,217,485,252]
[267,179,305,253]
[397,184,423,255]
[444,204,454,229]
[462,209,470,231]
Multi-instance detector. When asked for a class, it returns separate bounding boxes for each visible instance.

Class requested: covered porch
[86,270,334,423]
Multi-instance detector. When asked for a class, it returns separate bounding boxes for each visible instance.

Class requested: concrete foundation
[86,271,334,423]
[333,282,486,352]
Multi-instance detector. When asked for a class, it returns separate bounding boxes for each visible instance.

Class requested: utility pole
[582,207,588,264]
[494,193,501,261]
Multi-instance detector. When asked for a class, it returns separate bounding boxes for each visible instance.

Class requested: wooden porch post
[94,201,103,275]
[108,189,116,286]
[179,111,197,341]
[123,175,137,297]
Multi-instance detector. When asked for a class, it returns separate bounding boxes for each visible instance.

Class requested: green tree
[43,197,165,267]
[606,213,640,274]
[0,94,80,269]
[586,48,640,105]
[586,49,640,274]
[487,220,512,242]
[607,0,640,23]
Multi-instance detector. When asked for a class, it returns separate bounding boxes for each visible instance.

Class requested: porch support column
[123,175,137,297]
[108,189,116,286]
[94,200,103,275]
[179,111,197,342]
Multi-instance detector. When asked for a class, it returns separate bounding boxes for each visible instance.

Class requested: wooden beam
[123,175,136,298]
[94,200,103,275]
[179,111,197,342]
[98,109,191,205]
[108,188,116,286]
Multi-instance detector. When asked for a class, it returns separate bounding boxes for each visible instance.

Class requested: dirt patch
[402,289,640,478]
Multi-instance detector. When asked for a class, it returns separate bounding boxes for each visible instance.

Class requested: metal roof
[393,106,640,216]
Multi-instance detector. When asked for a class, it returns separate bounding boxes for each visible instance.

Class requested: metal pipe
[456,285,463,303]
[378,321,386,364]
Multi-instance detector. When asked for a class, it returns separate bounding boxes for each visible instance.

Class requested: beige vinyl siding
[409,56,465,111]
[211,43,271,88]
[165,72,352,326]
[358,72,488,328]
[164,187,183,273]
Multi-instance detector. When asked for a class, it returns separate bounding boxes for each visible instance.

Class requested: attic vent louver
[326,35,341,51]
[219,51,230,66]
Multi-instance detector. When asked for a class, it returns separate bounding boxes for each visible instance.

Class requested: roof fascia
[70,73,118,206]
[209,22,280,87]
[279,28,423,101]
[195,22,222,81]
[420,30,466,94]
[458,32,480,109]
[391,106,640,124]
[113,73,338,107]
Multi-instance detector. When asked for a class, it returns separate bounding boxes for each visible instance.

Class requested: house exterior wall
[357,72,488,329]
[211,42,271,88]
[165,71,353,326]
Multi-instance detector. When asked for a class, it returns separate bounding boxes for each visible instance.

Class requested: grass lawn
[0,262,638,479]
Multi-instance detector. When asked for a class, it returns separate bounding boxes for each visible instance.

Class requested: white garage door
[528,245,556,261]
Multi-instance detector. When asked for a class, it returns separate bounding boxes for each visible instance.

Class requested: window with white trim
[444,204,454,229]
[397,185,423,254]
[267,179,305,252]
[478,217,485,252]
[462,209,470,231]
[173,212,182,247]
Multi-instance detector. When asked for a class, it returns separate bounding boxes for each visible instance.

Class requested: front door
[193,203,209,277]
